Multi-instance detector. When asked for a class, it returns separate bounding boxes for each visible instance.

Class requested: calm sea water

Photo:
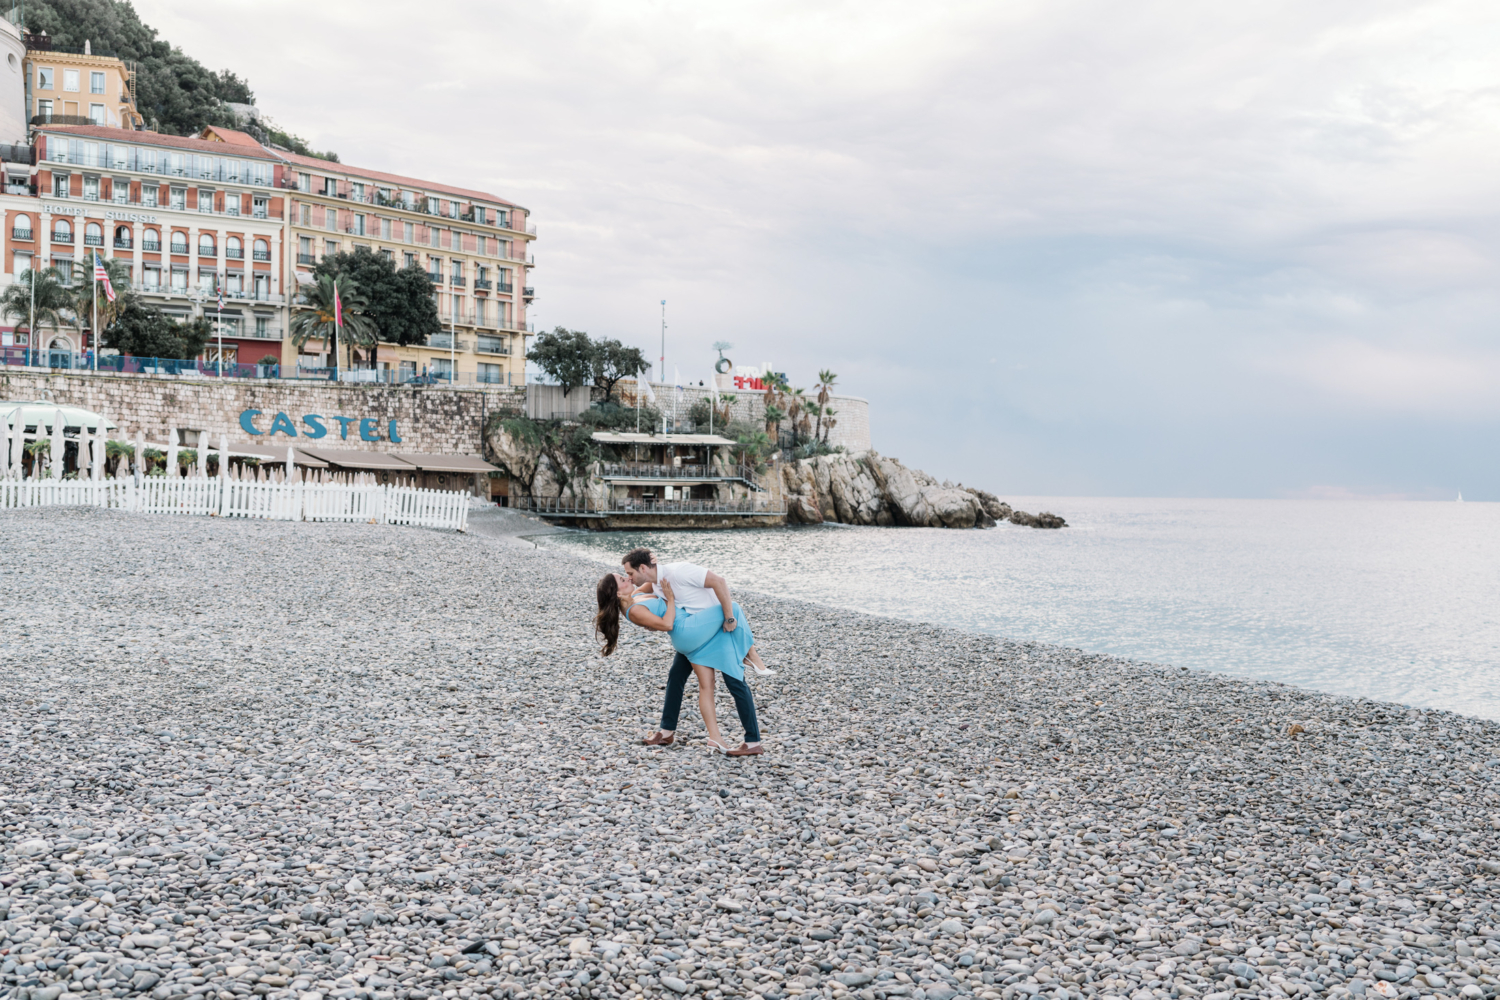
[533,498,1500,720]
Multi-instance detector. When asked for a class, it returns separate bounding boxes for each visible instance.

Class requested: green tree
[313,248,441,346]
[68,255,134,342]
[591,338,650,402]
[101,301,211,359]
[528,327,596,397]
[0,267,71,346]
[289,274,377,368]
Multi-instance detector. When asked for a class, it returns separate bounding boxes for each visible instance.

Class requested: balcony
[473,278,492,290]
[428,333,467,351]
[226,248,244,260]
[496,282,514,293]
[84,234,103,246]
[601,462,761,484]
[523,287,535,298]
[199,247,217,258]
[12,228,31,241]
[0,143,34,165]
[51,231,74,244]
[169,244,189,255]
[298,253,316,265]
[253,250,271,262]
[450,276,466,287]
[113,237,133,250]
[476,337,510,356]
[142,240,161,252]
[427,272,442,284]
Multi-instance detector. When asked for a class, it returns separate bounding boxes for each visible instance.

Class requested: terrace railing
[510,496,782,517]
[600,462,759,482]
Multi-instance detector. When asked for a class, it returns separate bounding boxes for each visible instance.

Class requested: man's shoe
[643,731,674,746]
[727,742,764,756]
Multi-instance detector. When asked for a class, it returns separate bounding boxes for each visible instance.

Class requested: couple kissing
[594,548,772,757]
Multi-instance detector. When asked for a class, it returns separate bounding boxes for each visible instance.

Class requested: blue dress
[632,597,755,681]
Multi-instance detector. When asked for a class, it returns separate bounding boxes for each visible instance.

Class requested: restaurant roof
[297,448,417,471]
[392,453,497,474]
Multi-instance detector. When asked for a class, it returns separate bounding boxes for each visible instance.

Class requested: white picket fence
[0,476,469,532]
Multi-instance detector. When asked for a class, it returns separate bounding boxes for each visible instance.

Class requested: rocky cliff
[781,450,1066,529]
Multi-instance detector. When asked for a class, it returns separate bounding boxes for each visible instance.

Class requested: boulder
[1008,509,1067,529]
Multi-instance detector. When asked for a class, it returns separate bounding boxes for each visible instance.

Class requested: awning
[298,447,419,471]
[224,443,329,468]
[0,401,118,432]
[392,453,497,473]
[590,432,736,446]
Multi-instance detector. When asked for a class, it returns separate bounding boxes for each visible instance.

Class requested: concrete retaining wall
[0,369,524,454]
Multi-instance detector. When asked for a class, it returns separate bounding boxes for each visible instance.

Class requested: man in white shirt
[623,547,763,755]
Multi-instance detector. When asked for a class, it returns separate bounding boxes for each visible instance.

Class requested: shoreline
[2,507,1497,1000]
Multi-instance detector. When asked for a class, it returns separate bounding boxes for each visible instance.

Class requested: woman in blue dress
[594,573,769,753]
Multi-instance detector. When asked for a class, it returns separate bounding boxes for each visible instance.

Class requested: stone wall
[0,369,524,454]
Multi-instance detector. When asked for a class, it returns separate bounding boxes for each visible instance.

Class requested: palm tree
[814,369,838,442]
[68,256,134,348]
[0,267,71,359]
[788,387,811,445]
[289,274,377,371]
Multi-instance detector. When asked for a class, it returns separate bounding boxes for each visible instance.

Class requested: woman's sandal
[751,664,777,676]
[643,731,674,746]
[705,737,730,754]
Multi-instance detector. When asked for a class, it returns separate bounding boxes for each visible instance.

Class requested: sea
[532,497,1500,721]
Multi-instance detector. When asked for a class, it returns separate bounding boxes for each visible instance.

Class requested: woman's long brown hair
[595,573,621,656]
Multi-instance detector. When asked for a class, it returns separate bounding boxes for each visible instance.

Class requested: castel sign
[239,409,403,443]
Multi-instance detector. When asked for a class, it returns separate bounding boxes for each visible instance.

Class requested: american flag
[93,253,115,302]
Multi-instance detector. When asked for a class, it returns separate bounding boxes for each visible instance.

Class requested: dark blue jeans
[659,652,761,742]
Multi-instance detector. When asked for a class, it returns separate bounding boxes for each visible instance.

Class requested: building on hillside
[2,124,290,361]
[277,151,534,384]
[22,35,142,130]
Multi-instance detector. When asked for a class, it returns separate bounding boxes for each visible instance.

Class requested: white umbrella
[49,408,63,479]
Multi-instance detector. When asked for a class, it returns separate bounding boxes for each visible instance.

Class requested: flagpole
[91,255,98,373]
[216,287,223,378]
[28,256,34,368]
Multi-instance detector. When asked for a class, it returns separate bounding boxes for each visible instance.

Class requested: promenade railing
[599,461,760,482]
[510,496,782,517]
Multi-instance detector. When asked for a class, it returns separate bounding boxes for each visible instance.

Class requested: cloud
[135,0,1500,497]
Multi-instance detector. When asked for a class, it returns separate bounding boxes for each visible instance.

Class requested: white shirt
[652,561,718,611]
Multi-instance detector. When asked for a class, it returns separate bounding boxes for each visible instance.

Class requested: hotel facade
[0,41,534,381]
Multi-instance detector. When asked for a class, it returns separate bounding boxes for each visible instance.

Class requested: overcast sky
[137,0,1500,499]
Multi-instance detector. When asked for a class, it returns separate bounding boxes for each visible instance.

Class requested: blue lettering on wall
[237,410,401,443]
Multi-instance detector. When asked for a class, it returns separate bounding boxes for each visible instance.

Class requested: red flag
[334,289,343,328]
[93,252,115,303]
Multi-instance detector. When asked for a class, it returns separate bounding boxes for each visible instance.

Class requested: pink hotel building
[0,124,534,381]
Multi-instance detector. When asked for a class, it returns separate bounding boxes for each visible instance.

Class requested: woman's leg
[693,663,726,748]
[721,671,762,745]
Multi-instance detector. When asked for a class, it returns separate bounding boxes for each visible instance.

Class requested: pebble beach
[2,507,1499,1000]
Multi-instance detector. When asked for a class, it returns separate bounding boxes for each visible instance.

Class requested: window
[114,225,131,248]
[403,221,413,243]
[141,266,160,290]
[141,185,157,208]
[450,260,463,281]
[451,292,462,321]
[297,173,310,192]
[54,259,74,284]
[198,234,216,256]
[399,359,417,379]
[478,362,501,384]
[431,357,453,378]
[13,250,32,275]
[351,182,364,201]
[170,187,186,210]
[474,206,486,225]
[52,219,72,242]
[63,69,79,92]
[252,197,268,219]
[84,222,103,246]
[353,214,365,236]
[197,269,216,291]
[323,177,337,196]
[169,232,188,254]
[255,316,269,337]
[37,67,53,90]
[299,204,311,225]
[225,272,243,295]
[37,98,52,118]
[90,71,105,94]
[83,176,99,201]
[379,248,393,261]
[199,189,216,213]
[253,238,270,262]
[253,274,270,300]
[89,104,105,125]
[476,301,488,328]
[226,237,243,259]
[403,252,416,269]
[13,214,30,239]
[325,239,339,256]
[112,178,129,204]
[426,196,439,215]
[381,218,391,239]
[143,228,160,251]
[428,256,441,279]
[137,149,156,173]
[325,207,336,230]
[52,173,69,197]
[170,267,188,291]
